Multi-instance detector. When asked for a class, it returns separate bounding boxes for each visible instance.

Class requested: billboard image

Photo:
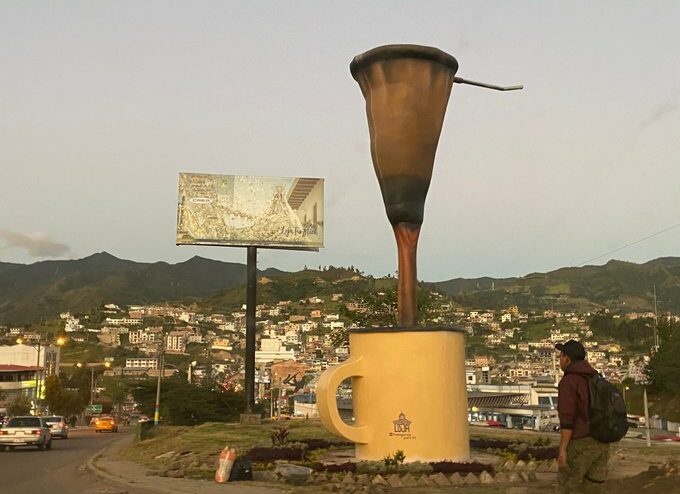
[176,173,324,249]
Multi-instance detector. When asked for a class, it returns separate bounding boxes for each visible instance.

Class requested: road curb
[84,434,161,494]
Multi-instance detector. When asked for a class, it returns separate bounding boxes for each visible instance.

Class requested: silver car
[43,415,69,439]
[0,416,52,451]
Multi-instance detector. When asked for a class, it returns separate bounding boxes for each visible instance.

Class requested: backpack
[228,455,253,481]
[584,373,629,443]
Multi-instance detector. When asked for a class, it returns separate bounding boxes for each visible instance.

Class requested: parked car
[42,415,69,439]
[137,415,150,424]
[95,416,118,433]
[0,416,52,451]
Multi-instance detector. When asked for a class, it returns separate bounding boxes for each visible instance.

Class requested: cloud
[0,230,71,258]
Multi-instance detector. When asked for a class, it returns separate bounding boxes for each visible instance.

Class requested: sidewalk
[87,433,292,494]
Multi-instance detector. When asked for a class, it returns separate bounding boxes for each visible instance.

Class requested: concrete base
[239,413,262,425]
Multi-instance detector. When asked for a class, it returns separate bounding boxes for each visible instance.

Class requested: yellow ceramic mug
[317,327,469,462]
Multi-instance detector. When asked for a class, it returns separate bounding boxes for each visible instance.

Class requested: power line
[577,221,680,267]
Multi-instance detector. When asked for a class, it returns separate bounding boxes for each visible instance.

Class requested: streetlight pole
[90,367,95,405]
[18,335,66,415]
[35,339,42,415]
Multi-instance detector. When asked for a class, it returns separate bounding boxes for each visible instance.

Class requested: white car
[0,416,52,451]
[42,415,69,439]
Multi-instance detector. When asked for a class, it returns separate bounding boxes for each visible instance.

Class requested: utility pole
[653,284,659,352]
[643,386,651,447]
[154,334,165,426]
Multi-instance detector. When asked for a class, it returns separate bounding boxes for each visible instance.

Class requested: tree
[100,376,130,415]
[44,374,85,417]
[8,394,32,416]
[130,376,246,425]
[647,320,680,420]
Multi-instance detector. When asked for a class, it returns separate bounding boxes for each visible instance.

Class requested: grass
[119,419,564,471]
[119,419,343,468]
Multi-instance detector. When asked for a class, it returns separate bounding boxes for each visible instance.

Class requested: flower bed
[470,437,558,461]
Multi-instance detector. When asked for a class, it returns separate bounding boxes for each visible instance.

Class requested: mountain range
[1,252,679,324]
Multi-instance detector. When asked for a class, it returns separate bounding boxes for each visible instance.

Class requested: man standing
[556,340,609,493]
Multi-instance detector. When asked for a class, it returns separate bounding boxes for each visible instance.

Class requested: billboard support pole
[245,245,257,413]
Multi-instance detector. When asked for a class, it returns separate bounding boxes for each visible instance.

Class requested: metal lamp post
[17,335,66,415]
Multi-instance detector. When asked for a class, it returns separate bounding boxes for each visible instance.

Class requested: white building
[166,331,187,354]
[0,344,60,377]
[255,338,295,364]
[129,327,162,345]
[104,317,142,326]
[125,358,159,369]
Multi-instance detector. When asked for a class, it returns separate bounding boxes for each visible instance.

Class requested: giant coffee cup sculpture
[317,45,521,462]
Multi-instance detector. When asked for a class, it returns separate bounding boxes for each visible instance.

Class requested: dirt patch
[605,461,680,493]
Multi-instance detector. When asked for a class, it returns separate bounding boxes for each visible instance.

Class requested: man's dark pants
[558,436,609,493]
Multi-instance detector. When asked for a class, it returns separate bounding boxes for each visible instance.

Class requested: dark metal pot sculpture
[350,44,521,327]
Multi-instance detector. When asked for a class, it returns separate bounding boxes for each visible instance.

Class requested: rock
[386,474,403,488]
[508,472,521,483]
[518,472,530,482]
[331,473,344,483]
[504,487,529,494]
[503,459,517,471]
[515,460,527,471]
[494,472,509,483]
[307,473,328,485]
[371,474,388,486]
[400,473,417,486]
[464,473,480,484]
[341,472,355,485]
[417,474,434,486]
[274,463,313,485]
[369,486,386,494]
[323,485,340,492]
[527,471,537,482]
[449,472,463,485]
[253,470,279,482]
[526,460,538,471]
[548,461,559,473]
[355,474,371,486]
[165,468,184,478]
[431,472,451,486]
[535,461,548,473]
[479,470,495,484]
[155,451,176,460]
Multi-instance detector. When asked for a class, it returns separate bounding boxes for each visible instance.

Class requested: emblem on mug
[390,412,415,439]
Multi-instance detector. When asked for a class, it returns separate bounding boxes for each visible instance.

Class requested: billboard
[176,173,324,250]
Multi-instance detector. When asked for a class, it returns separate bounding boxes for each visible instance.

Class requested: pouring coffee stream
[351,44,522,327]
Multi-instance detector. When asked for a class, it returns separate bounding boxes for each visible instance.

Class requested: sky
[1,1,680,281]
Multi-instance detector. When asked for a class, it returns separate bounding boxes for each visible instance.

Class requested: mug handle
[316,356,371,444]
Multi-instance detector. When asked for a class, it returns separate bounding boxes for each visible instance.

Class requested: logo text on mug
[390,412,415,439]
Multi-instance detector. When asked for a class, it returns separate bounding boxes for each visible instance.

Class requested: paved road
[1,426,136,494]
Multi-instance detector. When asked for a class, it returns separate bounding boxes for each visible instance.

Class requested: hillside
[0,252,285,323]
[2,253,680,324]
[432,257,680,312]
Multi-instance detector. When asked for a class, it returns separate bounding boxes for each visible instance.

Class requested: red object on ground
[651,435,680,442]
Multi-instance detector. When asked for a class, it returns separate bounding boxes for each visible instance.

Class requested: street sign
[86,404,103,413]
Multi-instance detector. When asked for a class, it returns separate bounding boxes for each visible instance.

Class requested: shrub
[270,426,289,447]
